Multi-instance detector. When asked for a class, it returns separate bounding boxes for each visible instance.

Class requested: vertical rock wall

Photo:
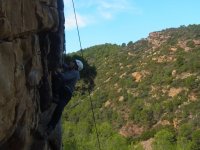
[0,0,65,149]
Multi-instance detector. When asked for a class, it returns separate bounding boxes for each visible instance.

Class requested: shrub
[153,129,176,150]
[186,40,195,48]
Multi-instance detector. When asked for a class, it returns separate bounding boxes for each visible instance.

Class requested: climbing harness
[71,0,101,149]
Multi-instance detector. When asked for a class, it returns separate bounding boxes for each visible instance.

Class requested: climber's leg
[52,72,64,103]
[52,72,63,99]
[47,87,72,130]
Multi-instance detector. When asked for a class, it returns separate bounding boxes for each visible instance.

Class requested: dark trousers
[48,73,72,129]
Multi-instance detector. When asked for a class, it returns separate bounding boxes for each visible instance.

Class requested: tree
[191,130,200,150]
[127,41,134,47]
[121,43,126,47]
[177,137,192,150]
[153,129,176,150]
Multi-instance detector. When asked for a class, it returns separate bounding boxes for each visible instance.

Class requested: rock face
[0,0,65,150]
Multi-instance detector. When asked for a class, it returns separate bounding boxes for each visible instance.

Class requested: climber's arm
[62,72,77,81]
[62,63,69,70]
[55,71,76,81]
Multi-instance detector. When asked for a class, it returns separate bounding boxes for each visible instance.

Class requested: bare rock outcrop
[119,122,143,137]
[148,31,170,50]
[0,0,65,150]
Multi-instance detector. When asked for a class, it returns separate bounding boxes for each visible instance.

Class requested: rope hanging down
[71,0,101,150]
[71,0,83,58]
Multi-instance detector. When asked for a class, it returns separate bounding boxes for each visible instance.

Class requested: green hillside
[62,25,200,150]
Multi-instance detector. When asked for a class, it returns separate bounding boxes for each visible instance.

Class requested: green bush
[190,130,200,150]
[186,40,195,48]
[153,129,176,150]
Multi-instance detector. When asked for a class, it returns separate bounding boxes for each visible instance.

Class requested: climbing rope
[71,0,83,58]
[71,0,101,149]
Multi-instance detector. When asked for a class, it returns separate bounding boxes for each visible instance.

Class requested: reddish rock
[132,72,143,82]
[168,88,183,97]
[119,122,143,137]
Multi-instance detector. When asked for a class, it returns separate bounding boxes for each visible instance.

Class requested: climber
[45,59,83,136]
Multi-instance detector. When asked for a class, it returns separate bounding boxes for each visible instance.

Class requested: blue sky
[64,0,200,53]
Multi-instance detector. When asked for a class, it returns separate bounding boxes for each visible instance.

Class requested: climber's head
[69,59,83,71]
[74,59,83,71]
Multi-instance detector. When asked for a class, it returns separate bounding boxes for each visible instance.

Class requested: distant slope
[62,24,200,150]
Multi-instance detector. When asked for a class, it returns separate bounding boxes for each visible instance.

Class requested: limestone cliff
[0,0,65,149]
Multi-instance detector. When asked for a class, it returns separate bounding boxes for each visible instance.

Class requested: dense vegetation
[62,25,200,150]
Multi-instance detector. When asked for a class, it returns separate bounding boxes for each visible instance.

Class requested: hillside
[62,24,200,150]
